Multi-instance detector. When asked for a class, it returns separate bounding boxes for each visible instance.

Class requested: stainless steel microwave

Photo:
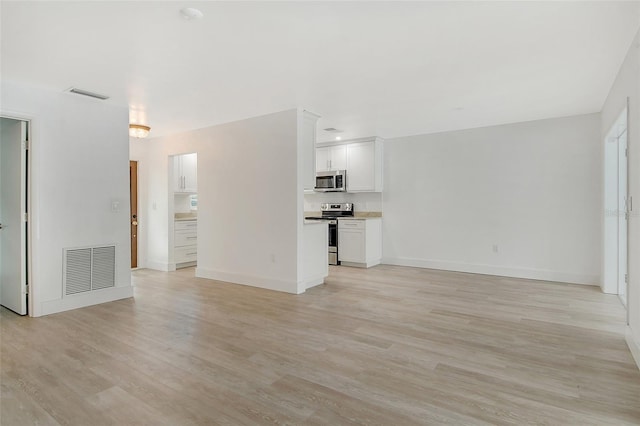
[315,170,346,192]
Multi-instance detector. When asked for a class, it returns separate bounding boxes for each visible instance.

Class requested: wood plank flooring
[2,265,639,425]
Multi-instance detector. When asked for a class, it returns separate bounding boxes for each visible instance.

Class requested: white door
[618,128,628,306]
[316,147,330,172]
[0,118,27,315]
[181,153,198,192]
[346,141,375,192]
[330,145,347,170]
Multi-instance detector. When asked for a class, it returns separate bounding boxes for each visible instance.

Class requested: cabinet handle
[186,252,197,256]
[187,236,197,240]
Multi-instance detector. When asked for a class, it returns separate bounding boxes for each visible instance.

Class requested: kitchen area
[134,109,383,294]
[305,136,384,269]
[172,152,198,269]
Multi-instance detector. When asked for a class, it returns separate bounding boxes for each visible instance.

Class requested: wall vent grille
[64,246,116,296]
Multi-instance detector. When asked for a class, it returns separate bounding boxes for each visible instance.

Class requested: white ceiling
[2,1,639,141]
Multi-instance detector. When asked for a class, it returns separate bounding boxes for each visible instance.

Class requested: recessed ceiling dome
[180,8,204,21]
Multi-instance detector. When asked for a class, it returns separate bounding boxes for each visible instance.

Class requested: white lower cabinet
[338,218,382,268]
[174,220,197,266]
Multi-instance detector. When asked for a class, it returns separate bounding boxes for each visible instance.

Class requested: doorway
[603,106,629,307]
[130,160,138,269]
[170,153,198,269]
[0,117,29,315]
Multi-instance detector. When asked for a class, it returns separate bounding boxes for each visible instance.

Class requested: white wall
[1,81,133,316]
[133,110,304,293]
[601,29,640,369]
[383,113,602,285]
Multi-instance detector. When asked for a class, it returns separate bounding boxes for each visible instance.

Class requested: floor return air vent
[64,245,116,296]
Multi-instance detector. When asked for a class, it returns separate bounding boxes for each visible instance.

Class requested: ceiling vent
[66,87,110,100]
[323,127,343,133]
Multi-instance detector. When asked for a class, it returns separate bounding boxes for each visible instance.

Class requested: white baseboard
[196,267,299,294]
[145,260,174,272]
[341,258,382,269]
[626,327,640,371]
[381,257,599,286]
[39,285,133,317]
[302,275,326,291]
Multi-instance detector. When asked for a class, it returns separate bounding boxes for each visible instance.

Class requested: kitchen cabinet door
[174,220,197,266]
[174,153,198,193]
[181,153,198,192]
[316,147,330,172]
[338,228,365,263]
[346,141,376,192]
[338,218,381,268]
[330,145,347,170]
[316,145,347,172]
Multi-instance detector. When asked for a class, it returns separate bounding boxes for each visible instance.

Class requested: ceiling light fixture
[335,136,342,141]
[180,7,204,20]
[129,124,151,138]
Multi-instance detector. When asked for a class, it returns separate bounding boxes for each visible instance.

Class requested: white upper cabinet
[316,145,347,172]
[316,137,383,192]
[346,142,376,192]
[174,153,197,193]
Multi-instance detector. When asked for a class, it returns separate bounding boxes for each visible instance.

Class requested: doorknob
[0,223,3,230]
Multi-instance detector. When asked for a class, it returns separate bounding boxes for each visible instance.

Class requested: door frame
[0,113,32,316]
[602,103,629,312]
[130,160,138,269]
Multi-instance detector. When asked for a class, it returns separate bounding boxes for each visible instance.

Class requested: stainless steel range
[305,203,354,265]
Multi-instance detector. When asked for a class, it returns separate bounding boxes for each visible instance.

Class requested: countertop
[304,216,381,221]
[304,211,382,220]
[304,219,330,225]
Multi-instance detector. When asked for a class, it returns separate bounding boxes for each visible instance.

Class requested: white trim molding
[382,257,599,286]
[196,268,299,294]
[626,327,640,371]
[39,285,133,317]
[145,260,175,272]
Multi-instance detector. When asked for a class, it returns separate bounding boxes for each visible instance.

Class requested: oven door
[328,222,338,265]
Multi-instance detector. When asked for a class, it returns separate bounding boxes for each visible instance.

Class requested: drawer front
[338,219,365,230]
[175,246,197,263]
[175,231,197,247]
[175,220,197,231]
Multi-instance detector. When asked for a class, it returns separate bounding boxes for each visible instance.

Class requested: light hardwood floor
[2,265,640,425]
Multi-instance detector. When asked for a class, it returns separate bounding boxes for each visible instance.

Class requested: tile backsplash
[175,193,197,213]
[304,192,382,213]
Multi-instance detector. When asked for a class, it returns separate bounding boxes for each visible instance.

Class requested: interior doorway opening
[169,153,198,270]
[0,116,30,315]
[603,106,629,308]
